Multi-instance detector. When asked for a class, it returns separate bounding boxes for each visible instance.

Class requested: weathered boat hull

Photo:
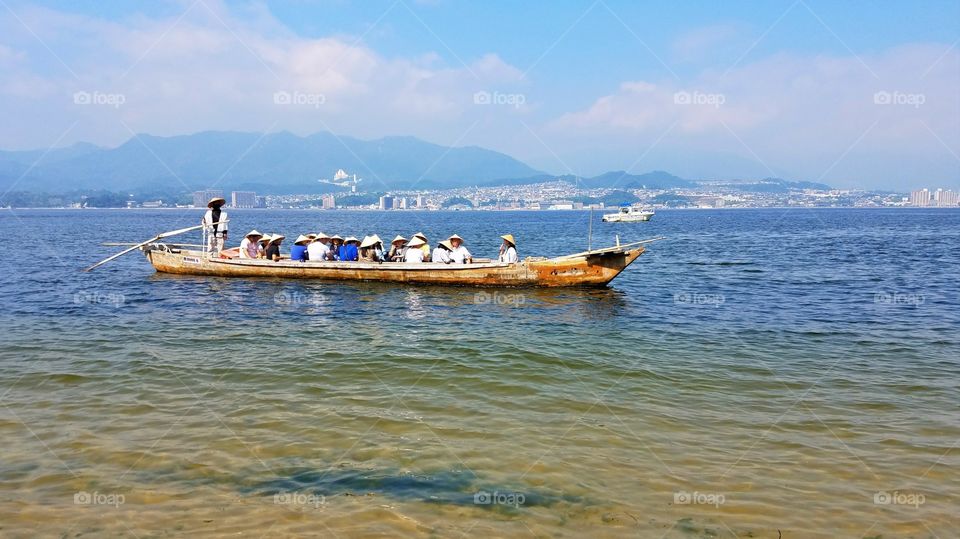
[144,244,646,287]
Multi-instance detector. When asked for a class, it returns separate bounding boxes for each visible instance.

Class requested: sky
[1,0,958,190]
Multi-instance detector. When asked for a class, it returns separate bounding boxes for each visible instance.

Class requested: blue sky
[1,0,958,189]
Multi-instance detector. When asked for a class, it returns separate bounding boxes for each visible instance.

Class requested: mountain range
[0,131,547,194]
[0,130,824,195]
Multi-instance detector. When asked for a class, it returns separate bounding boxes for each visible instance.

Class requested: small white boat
[602,206,655,222]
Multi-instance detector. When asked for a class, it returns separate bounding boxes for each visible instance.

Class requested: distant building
[909,189,931,207]
[193,189,224,208]
[141,200,164,208]
[379,195,394,210]
[321,194,336,209]
[397,197,408,209]
[934,189,958,207]
[256,196,267,208]
[231,191,258,208]
[415,194,425,208]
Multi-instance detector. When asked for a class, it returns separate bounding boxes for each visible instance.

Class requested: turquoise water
[0,208,958,537]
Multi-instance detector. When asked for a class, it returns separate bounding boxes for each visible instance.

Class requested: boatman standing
[202,197,228,256]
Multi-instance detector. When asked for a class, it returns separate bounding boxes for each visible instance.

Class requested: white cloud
[0,2,528,148]
[548,44,960,185]
[0,3,956,189]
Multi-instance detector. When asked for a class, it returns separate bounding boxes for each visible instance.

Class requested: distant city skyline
[1,1,958,190]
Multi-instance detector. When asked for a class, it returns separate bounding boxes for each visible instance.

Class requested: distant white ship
[602,206,655,222]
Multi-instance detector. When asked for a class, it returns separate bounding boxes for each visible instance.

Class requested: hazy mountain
[0,131,543,193]
[483,170,695,189]
[0,132,831,196]
[725,177,833,193]
[579,170,694,189]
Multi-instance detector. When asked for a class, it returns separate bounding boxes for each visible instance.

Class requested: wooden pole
[588,207,593,251]
[84,222,225,272]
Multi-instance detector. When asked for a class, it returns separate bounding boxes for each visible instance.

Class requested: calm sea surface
[0,207,957,538]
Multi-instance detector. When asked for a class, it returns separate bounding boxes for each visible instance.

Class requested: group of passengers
[203,196,519,264]
[236,230,519,264]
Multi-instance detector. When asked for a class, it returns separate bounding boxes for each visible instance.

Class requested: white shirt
[404,248,424,263]
[499,246,518,263]
[450,245,472,263]
[239,237,260,258]
[202,209,228,235]
[432,247,452,264]
[307,241,330,261]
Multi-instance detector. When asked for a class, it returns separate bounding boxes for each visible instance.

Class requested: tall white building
[909,189,930,207]
[231,191,257,208]
[935,189,958,207]
[192,189,224,208]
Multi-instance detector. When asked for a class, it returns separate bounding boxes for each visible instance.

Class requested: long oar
[84,222,226,272]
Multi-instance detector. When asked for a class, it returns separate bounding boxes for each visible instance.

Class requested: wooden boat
[140,239,660,287]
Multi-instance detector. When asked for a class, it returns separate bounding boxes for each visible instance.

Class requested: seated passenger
[239,230,263,259]
[447,234,472,264]
[307,232,331,261]
[372,235,385,261]
[498,234,518,263]
[359,235,385,262]
[264,235,284,262]
[258,234,273,258]
[329,235,344,261]
[412,232,431,262]
[290,235,311,262]
[404,236,426,262]
[339,236,360,261]
[432,240,453,264]
[388,235,407,261]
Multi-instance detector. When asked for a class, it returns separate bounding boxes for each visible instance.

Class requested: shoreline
[4,205,959,211]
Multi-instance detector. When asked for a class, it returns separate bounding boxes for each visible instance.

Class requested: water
[1,207,957,538]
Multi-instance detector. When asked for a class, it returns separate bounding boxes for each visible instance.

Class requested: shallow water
[1,207,958,537]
